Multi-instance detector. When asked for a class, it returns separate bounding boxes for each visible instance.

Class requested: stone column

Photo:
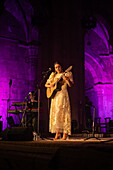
[26,45,39,92]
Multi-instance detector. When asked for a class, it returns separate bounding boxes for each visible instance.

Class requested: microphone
[42,68,52,74]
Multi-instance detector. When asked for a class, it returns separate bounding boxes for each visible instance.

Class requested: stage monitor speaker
[1,127,33,141]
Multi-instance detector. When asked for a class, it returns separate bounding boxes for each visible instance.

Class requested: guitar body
[46,84,57,98]
[46,66,72,98]
[47,82,62,98]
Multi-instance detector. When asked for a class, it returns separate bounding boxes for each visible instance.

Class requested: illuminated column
[95,84,113,122]
[94,85,104,122]
[27,45,39,91]
[103,84,113,120]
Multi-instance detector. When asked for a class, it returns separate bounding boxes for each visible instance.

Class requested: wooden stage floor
[0,135,113,170]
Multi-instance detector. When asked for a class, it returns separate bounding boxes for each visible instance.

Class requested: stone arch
[0,0,39,130]
[4,0,33,42]
[85,52,106,118]
[95,13,113,51]
[85,14,113,124]
[85,52,106,84]
[93,21,109,51]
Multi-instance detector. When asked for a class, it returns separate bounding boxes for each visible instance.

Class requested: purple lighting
[85,16,113,126]
[0,2,39,130]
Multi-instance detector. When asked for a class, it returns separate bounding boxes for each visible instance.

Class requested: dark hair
[54,61,63,71]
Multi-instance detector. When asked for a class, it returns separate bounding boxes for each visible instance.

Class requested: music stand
[84,105,101,141]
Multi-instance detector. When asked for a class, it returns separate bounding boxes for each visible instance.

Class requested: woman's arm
[45,72,56,88]
[63,71,74,87]
[62,75,72,87]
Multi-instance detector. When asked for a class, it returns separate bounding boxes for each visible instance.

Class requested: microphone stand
[84,105,101,141]
[33,70,51,141]
[20,96,29,127]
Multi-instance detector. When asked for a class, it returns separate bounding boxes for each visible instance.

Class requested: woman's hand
[45,83,55,88]
[62,75,69,81]
[62,75,72,87]
[49,83,55,87]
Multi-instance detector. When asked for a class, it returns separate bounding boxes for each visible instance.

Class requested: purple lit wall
[85,18,113,124]
[0,1,39,130]
[2,0,113,132]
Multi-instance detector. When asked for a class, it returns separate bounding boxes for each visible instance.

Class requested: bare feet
[61,133,68,140]
[54,133,61,140]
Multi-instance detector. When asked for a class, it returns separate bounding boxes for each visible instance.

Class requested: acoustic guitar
[46,66,72,98]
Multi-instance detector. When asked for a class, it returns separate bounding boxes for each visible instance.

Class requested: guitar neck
[46,66,72,98]
[54,66,72,85]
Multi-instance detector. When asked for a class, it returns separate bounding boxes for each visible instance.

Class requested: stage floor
[0,136,113,170]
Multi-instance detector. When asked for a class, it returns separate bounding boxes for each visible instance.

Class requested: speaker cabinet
[1,127,33,141]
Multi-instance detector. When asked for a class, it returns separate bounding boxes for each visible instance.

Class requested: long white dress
[46,71,74,135]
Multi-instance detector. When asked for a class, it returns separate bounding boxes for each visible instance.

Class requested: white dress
[46,71,74,135]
